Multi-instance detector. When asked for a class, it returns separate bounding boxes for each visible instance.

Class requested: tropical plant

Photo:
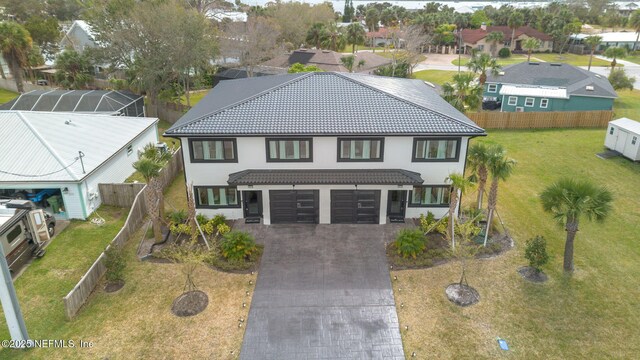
[467,142,492,209]
[486,31,504,58]
[216,223,231,235]
[604,46,627,71]
[445,173,474,249]
[211,214,227,227]
[340,55,365,72]
[168,209,188,225]
[345,22,366,53]
[442,72,483,113]
[220,231,258,262]
[418,212,437,233]
[524,236,549,273]
[630,10,640,53]
[584,35,603,71]
[104,245,126,283]
[365,8,380,32]
[466,53,501,88]
[507,12,524,51]
[320,23,346,52]
[540,178,613,272]
[498,47,511,58]
[0,22,33,92]
[170,223,192,236]
[306,22,325,49]
[483,145,516,246]
[523,38,541,62]
[395,228,427,259]
[608,68,636,91]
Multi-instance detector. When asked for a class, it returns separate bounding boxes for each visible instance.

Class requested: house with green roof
[483,62,617,112]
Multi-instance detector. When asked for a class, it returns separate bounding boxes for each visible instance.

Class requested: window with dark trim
[266,138,312,162]
[408,186,451,207]
[189,139,237,162]
[194,186,240,208]
[7,225,22,244]
[412,138,460,162]
[610,127,615,135]
[633,136,637,145]
[126,144,133,156]
[337,138,384,161]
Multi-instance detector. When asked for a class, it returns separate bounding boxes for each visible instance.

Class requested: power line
[0,157,80,178]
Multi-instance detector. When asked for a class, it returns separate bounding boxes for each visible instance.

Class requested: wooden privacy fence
[468,110,613,129]
[64,148,183,319]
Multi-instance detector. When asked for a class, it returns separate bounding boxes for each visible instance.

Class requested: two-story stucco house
[165,72,486,225]
[484,62,617,112]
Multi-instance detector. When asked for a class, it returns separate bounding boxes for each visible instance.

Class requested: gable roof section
[461,26,552,44]
[487,62,617,99]
[0,111,157,183]
[165,72,484,136]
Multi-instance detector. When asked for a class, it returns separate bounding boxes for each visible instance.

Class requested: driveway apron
[239,224,405,360]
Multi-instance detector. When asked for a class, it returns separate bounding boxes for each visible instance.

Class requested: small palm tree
[483,145,516,246]
[306,23,326,49]
[523,38,541,62]
[467,142,492,209]
[340,55,365,72]
[584,35,603,71]
[466,53,501,87]
[345,23,366,53]
[540,178,613,272]
[630,10,640,52]
[442,72,483,114]
[0,22,33,93]
[507,12,524,51]
[320,23,347,52]
[446,173,474,249]
[485,31,504,58]
[604,46,627,71]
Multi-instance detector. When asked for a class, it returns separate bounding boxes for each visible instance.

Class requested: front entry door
[387,190,407,219]
[243,191,263,218]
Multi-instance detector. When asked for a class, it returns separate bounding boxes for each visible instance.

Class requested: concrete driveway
[238,224,406,360]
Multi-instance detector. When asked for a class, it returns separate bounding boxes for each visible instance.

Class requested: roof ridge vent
[550,63,562,66]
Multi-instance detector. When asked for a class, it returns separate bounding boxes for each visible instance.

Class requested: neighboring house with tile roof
[484,62,617,112]
[260,49,393,74]
[165,72,485,225]
[0,111,158,219]
[460,25,553,54]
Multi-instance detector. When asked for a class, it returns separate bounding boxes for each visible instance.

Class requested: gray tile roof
[166,72,485,136]
[260,49,392,73]
[486,62,617,98]
[227,169,424,185]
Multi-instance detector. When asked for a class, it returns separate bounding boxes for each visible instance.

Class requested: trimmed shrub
[168,209,187,225]
[196,213,209,225]
[419,212,437,233]
[435,216,449,236]
[201,221,215,236]
[217,223,231,235]
[211,214,227,227]
[104,246,126,282]
[608,68,635,91]
[395,229,427,259]
[170,223,192,236]
[220,231,257,261]
[498,47,511,58]
[524,235,549,272]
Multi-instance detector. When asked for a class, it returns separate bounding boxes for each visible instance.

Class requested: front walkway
[238,224,407,360]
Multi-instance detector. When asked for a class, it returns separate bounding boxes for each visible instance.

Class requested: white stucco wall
[181,135,470,223]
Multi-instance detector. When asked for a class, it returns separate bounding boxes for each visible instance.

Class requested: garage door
[269,190,319,224]
[331,190,380,224]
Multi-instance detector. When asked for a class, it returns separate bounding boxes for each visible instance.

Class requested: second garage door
[331,190,381,224]
[269,190,319,224]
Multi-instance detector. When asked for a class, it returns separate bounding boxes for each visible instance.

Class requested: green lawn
[613,89,640,119]
[412,70,460,85]
[452,55,529,67]
[0,88,18,104]
[377,51,426,62]
[452,53,614,67]
[622,53,640,65]
[179,90,209,107]
[394,128,640,358]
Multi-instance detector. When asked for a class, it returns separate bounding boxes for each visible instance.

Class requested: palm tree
[446,173,474,249]
[629,10,640,51]
[306,23,325,49]
[507,12,524,52]
[523,38,541,62]
[340,55,365,72]
[467,142,491,210]
[584,35,603,71]
[604,46,627,71]
[485,31,504,58]
[320,23,347,52]
[133,143,172,243]
[345,23,366,53]
[0,22,33,93]
[483,145,516,246]
[442,72,483,114]
[540,178,613,272]
[467,53,501,87]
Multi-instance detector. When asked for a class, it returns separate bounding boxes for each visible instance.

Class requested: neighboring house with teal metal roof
[0,111,158,219]
[484,62,617,112]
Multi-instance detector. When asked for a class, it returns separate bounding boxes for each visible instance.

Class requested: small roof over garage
[0,90,145,117]
[228,169,424,185]
[0,111,157,183]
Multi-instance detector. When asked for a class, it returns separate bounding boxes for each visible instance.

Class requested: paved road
[238,224,407,360]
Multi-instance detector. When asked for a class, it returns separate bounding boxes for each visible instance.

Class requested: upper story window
[487,84,497,93]
[190,138,237,162]
[194,186,240,208]
[338,138,384,161]
[412,138,460,162]
[266,138,312,162]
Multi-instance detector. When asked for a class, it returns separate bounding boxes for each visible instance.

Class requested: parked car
[482,96,501,110]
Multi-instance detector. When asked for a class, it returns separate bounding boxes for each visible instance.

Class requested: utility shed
[605,118,640,161]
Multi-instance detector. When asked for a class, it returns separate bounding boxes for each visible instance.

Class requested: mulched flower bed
[445,283,480,307]
[104,280,125,293]
[517,266,549,283]
[171,290,209,317]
